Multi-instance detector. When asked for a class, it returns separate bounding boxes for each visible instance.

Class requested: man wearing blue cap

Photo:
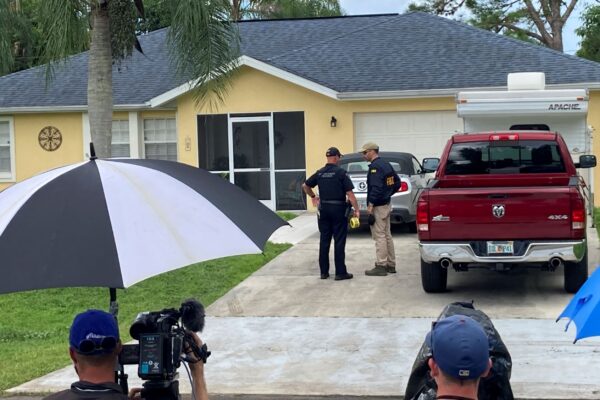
[425,315,492,400]
[44,309,208,400]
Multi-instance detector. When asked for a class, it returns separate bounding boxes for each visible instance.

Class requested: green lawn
[276,211,298,221]
[0,242,291,392]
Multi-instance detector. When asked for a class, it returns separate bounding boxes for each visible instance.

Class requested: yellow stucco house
[1,12,600,209]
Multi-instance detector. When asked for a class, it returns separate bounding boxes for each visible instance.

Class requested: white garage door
[354,111,463,162]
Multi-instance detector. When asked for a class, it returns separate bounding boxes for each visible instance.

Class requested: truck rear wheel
[421,258,447,293]
[564,249,588,293]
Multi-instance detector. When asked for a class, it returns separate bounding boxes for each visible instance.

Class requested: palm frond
[108,0,137,61]
[0,0,17,75]
[37,0,89,80]
[168,0,241,109]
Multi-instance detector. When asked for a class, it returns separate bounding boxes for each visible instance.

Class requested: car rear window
[445,140,565,175]
[340,157,412,174]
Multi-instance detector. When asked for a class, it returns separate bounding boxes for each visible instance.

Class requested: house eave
[337,82,600,101]
[337,88,461,100]
[0,104,174,114]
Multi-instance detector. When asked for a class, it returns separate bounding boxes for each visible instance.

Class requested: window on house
[273,112,306,210]
[144,118,177,161]
[198,114,228,171]
[0,118,14,179]
[111,120,130,157]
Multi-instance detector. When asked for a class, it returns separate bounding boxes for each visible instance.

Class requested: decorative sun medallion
[38,126,62,151]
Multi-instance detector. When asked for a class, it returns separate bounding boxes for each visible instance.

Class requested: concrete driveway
[10,213,600,399]
[211,223,590,320]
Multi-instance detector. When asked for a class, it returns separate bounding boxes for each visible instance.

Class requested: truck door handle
[488,194,508,199]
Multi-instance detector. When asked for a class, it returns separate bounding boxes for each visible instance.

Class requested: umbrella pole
[109,288,129,394]
[109,287,119,318]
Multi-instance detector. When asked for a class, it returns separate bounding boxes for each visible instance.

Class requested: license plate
[357,199,367,210]
[487,241,514,255]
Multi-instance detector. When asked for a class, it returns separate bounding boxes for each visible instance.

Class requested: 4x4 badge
[492,204,505,218]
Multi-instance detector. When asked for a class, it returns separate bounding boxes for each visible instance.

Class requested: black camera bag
[404,301,514,400]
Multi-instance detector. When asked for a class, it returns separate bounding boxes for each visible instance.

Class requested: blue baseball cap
[426,315,489,380]
[69,309,120,355]
[326,147,342,157]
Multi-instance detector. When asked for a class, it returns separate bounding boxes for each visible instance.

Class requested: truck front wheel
[564,249,588,293]
[421,258,448,293]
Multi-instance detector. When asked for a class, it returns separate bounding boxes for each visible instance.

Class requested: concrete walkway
[9,213,600,399]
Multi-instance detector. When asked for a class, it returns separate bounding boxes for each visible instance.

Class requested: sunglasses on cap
[76,336,118,354]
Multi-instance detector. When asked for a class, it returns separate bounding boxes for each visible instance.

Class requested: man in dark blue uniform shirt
[361,142,400,276]
[303,147,360,280]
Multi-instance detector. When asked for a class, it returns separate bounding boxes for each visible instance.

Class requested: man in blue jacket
[361,142,400,276]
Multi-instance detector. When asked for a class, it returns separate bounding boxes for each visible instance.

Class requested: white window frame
[0,116,16,182]
[142,117,177,161]
[111,119,131,157]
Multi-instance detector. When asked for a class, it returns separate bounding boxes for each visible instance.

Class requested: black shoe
[320,273,330,279]
[334,273,353,281]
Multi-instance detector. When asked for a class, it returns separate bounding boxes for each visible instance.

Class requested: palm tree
[0,0,240,158]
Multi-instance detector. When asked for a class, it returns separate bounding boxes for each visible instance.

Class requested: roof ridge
[264,14,400,62]
[238,13,398,23]
[138,26,169,38]
[414,11,600,69]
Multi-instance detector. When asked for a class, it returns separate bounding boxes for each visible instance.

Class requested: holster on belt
[344,201,352,219]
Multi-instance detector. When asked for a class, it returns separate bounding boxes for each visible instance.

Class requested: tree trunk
[232,0,241,20]
[88,4,113,158]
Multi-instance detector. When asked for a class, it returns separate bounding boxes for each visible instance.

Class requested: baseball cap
[69,309,120,355]
[360,142,379,152]
[426,315,489,380]
[326,147,342,157]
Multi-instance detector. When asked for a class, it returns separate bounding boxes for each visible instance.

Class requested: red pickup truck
[417,131,596,293]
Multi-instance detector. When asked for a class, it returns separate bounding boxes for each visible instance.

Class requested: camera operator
[43,309,208,400]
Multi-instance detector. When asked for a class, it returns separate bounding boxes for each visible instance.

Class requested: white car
[339,152,432,232]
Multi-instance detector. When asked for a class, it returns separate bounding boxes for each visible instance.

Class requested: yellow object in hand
[349,216,360,229]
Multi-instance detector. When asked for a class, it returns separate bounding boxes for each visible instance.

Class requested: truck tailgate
[427,187,572,240]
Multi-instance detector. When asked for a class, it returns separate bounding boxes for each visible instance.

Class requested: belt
[320,200,347,205]
[373,201,390,207]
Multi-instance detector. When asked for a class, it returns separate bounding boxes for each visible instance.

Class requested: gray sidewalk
[9,213,600,399]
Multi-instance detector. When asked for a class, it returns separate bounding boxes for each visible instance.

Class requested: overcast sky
[338,0,589,55]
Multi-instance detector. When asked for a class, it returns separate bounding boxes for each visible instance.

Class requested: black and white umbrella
[0,155,286,294]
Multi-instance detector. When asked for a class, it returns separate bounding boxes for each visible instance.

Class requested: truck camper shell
[457,72,592,191]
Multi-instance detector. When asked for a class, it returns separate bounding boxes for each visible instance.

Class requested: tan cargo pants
[370,203,396,267]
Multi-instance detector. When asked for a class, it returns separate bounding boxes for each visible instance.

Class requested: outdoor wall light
[330,116,337,127]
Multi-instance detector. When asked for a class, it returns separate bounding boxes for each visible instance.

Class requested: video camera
[118,299,210,400]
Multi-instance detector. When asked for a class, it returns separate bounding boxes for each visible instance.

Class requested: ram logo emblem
[492,204,505,219]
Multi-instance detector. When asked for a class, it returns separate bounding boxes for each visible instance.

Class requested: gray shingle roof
[1,12,600,108]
